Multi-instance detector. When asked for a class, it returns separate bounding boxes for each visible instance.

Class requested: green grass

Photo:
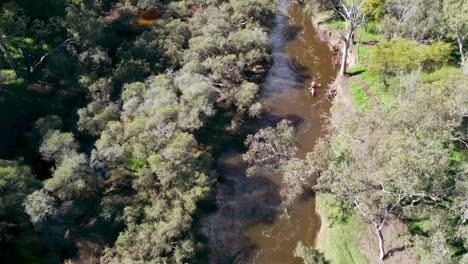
[316,194,368,264]
[360,71,393,105]
[355,21,381,43]
[350,82,369,111]
[323,19,346,35]
[357,45,372,62]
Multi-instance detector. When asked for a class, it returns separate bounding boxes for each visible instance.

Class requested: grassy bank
[315,194,367,264]
[312,3,467,262]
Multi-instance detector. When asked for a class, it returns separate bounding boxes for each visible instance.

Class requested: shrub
[369,39,452,77]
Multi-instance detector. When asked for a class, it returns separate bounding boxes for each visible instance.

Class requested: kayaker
[309,79,318,97]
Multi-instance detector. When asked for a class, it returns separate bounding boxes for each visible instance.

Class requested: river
[199,1,337,263]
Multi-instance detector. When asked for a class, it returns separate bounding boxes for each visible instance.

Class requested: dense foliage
[0,0,275,262]
[317,67,468,262]
[293,0,468,262]
[1,0,467,263]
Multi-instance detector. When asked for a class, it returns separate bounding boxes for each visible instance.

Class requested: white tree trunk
[339,30,353,76]
[456,32,465,66]
[374,221,386,263]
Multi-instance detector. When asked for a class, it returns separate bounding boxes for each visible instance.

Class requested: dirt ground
[358,216,420,264]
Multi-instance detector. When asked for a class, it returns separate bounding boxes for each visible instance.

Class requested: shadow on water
[198,147,282,263]
[198,0,338,263]
[260,111,306,128]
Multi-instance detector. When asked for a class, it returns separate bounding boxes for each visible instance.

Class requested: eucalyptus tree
[0,160,38,250]
[25,128,97,228]
[294,242,328,264]
[243,120,319,208]
[334,0,368,76]
[381,0,444,41]
[93,74,217,263]
[304,0,369,76]
[317,67,468,261]
[0,2,29,76]
[442,0,468,65]
[243,120,297,177]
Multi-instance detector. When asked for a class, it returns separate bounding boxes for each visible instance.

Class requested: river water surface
[200,1,337,263]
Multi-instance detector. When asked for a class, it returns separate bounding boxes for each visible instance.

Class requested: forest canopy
[0,0,275,262]
[1,0,467,263]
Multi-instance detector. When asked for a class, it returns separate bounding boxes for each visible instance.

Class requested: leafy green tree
[23,189,56,227]
[280,156,318,208]
[381,0,444,41]
[243,120,297,176]
[229,0,277,25]
[77,102,120,136]
[65,3,104,48]
[93,74,215,263]
[28,127,97,232]
[32,115,63,138]
[233,82,260,113]
[39,131,78,162]
[369,39,451,78]
[362,0,384,20]
[0,160,38,249]
[0,2,29,76]
[317,66,468,261]
[294,242,328,264]
[242,120,318,209]
[44,152,96,200]
[442,0,468,65]
[333,0,368,76]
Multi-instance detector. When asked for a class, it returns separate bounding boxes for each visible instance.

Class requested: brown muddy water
[199,1,337,263]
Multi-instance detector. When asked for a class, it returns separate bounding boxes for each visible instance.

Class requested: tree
[317,67,468,261]
[0,160,38,248]
[93,74,215,263]
[442,0,468,65]
[294,241,328,264]
[39,131,78,162]
[43,152,96,201]
[233,82,260,113]
[65,3,104,48]
[281,156,318,208]
[243,120,297,177]
[381,0,444,41]
[361,0,384,20]
[0,2,29,76]
[243,120,319,209]
[78,102,120,136]
[333,0,368,76]
[23,189,56,228]
[27,126,97,231]
[229,0,277,26]
[368,39,451,79]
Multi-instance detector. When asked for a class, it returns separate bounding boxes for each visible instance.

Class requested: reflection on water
[199,1,337,263]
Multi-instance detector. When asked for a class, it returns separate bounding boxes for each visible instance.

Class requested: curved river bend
[200,1,337,263]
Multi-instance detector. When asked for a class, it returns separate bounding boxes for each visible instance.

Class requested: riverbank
[310,14,367,263]
[315,194,367,264]
[309,11,419,264]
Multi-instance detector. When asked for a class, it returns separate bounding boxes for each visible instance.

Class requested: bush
[369,39,452,77]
